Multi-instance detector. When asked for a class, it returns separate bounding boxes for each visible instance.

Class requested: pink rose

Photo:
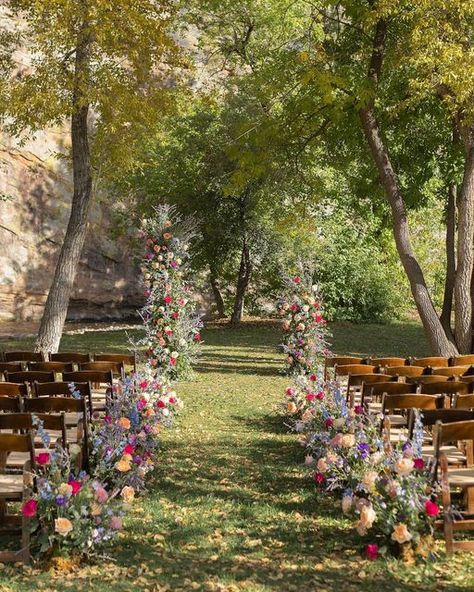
[354,405,363,415]
[365,543,378,561]
[425,500,440,517]
[35,452,50,465]
[316,391,325,401]
[21,499,38,517]
[306,393,315,401]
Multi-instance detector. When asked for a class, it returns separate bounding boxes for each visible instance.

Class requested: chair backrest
[0,362,23,375]
[408,408,474,437]
[382,393,444,413]
[407,374,452,385]
[33,381,91,399]
[0,412,66,447]
[63,370,113,386]
[4,371,55,385]
[451,355,474,367]
[420,381,469,396]
[348,373,391,388]
[385,365,424,377]
[3,351,45,362]
[79,361,124,377]
[335,364,376,377]
[453,394,474,410]
[430,366,470,377]
[25,396,86,414]
[50,352,91,364]
[325,356,364,369]
[27,361,73,373]
[94,353,136,371]
[434,420,474,452]
[0,432,35,468]
[411,356,449,368]
[0,396,22,413]
[0,382,28,398]
[368,381,418,397]
[369,357,407,367]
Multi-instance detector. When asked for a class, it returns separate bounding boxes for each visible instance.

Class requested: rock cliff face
[0,129,143,322]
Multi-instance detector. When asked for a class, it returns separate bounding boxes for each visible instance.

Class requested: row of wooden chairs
[0,351,136,373]
[0,386,91,563]
[325,354,474,373]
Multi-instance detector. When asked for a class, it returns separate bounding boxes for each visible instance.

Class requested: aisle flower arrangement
[90,373,182,492]
[277,276,331,375]
[138,205,202,381]
[283,369,440,560]
[22,421,124,560]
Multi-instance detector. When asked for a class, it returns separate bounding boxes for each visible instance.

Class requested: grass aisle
[0,322,472,591]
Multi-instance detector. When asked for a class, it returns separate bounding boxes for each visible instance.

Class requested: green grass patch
[0,320,471,591]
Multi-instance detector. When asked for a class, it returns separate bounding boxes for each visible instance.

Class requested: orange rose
[55,517,73,536]
[118,417,131,430]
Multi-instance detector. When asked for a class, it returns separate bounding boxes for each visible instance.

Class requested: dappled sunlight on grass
[0,320,472,591]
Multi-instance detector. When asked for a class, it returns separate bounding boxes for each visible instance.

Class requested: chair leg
[21,514,30,564]
[440,453,454,554]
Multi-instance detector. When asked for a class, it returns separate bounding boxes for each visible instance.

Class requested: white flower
[171,351,179,358]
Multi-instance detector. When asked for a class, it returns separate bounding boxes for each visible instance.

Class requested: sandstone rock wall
[0,129,143,322]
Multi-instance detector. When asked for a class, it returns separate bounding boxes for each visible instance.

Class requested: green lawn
[1,320,472,591]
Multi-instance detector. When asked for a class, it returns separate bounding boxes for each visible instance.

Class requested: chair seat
[446,467,474,487]
[0,474,24,498]
[388,414,407,426]
[422,445,466,464]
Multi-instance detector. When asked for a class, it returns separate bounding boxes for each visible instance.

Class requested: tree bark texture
[440,184,457,336]
[230,240,252,325]
[359,18,458,356]
[35,26,92,354]
[209,265,226,318]
[454,141,474,353]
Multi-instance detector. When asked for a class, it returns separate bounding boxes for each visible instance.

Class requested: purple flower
[133,455,143,464]
[357,442,370,459]
[143,424,152,434]
[55,495,67,506]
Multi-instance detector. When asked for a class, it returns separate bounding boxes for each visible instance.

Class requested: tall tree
[0,0,180,352]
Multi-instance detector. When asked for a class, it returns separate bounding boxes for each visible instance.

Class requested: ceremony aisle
[0,322,472,591]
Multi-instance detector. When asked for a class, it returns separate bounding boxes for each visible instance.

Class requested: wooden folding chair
[324,356,364,379]
[411,356,449,368]
[94,352,137,373]
[79,361,124,379]
[33,381,93,416]
[430,366,470,378]
[63,371,113,413]
[25,397,90,472]
[4,371,55,389]
[384,365,425,379]
[3,352,45,363]
[361,381,416,412]
[27,361,74,374]
[346,373,391,406]
[434,420,474,553]
[0,413,67,452]
[451,355,474,367]
[0,397,22,413]
[420,381,469,408]
[0,383,28,398]
[453,395,474,410]
[368,357,407,367]
[0,363,23,379]
[0,432,35,564]
[381,393,444,437]
[49,352,90,371]
[407,374,453,385]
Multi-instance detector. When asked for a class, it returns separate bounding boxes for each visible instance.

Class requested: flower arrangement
[138,204,202,380]
[277,275,331,375]
[22,420,124,560]
[90,373,182,492]
[283,366,440,560]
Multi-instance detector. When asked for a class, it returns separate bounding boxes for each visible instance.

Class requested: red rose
[305,393,315,401]
[194,333,201,342]
[68,479,81,495]
[425,500,440,517]
[309,374,317,382]
[354,405,363,415]
[35,452,50,465]
[22,499,38,517]
[170,357,177,366]
[139,380,148,390]
[164,295,173,305]
[316,391,325,401]
[365,543,378,561]
[325,418,333,428]
[124,444,135,455]
[414,458,424,470]
[293,276,301,284]
[171,311,180,320]
[314,472,325,485]
[157,400,166,408]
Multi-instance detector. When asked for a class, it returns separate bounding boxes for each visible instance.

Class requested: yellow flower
[58,483,73,497]
[391,523,412,544]
[54,517,73,536]
[395,458,414,477]
[115,459,131,472]
[121,486,135,503]
[341,434,355,448]
[122,454,133,462]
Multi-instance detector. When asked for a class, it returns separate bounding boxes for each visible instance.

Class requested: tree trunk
[230,240,252,326]
[454,141,474,353]
[35,31,92,354]
[359,17,457,356]
[209,266,226,318]
[440,183,457,336]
